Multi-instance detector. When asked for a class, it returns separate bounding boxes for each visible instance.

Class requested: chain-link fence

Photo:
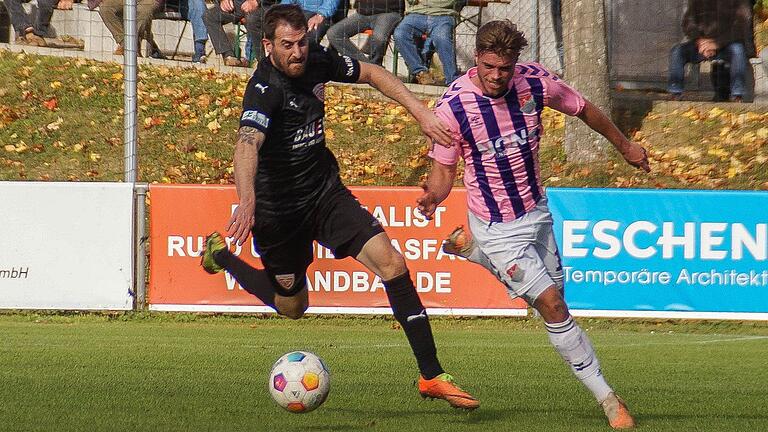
[15,0,761,90]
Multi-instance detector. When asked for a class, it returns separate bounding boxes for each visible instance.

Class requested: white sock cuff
[545,316,575,333]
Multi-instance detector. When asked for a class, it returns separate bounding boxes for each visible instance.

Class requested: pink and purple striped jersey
[430,63,586,223]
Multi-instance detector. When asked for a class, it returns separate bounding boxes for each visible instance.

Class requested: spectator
[668,0,756,101]
[96,0,159,55]
[393,0,459,85]
[243,0,278,60]
[280,0,340,43]
[204,0,261,66]
[4,0,72,47]
[187,0,210,63]
[326,0,403,65]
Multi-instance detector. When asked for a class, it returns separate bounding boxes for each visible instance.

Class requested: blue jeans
[668,40,747,97]
[393,13,458,85]
[187,0,209,45]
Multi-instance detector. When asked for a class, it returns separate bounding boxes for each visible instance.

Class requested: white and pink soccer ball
[268,351,331,413]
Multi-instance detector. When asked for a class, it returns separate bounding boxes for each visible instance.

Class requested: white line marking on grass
[596,335,768,348]
[688,335,768,344]
[237,336,768,351]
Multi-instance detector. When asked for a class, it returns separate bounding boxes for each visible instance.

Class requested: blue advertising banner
[547,188,768,320]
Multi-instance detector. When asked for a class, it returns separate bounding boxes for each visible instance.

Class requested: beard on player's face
[267,24,309,78]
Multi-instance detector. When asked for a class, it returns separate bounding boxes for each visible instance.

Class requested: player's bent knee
[378,249,407,280]
[533,286,570,323]
[274,291,309,320]
[268,273,309,319]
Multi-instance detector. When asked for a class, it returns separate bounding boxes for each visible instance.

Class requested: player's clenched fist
[621,142,651,172]
[416,184,439,220]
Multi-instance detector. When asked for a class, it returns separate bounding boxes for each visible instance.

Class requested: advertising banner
[548,188,768,320]
[148,185,527,315]
[0,182,134,310]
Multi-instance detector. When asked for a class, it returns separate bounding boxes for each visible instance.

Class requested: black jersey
[239,44,361,219]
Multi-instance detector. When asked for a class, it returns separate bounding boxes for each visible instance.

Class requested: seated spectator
[4,0,72,47]
[326,0,403,65]
[187,0,210,63]
[154,0,209,62]
[280,0,340,43]
[668,0,756,102]
[204,0,266,66]
[393,0,459,85]
[95,0,159,55]
[244,0,278,60]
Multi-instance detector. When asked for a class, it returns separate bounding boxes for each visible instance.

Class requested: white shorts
[468,196,564,304]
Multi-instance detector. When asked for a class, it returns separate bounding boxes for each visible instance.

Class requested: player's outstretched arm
[356,63,453,148]
[576,99,651,172]
[228,126,265,245]
[417,161,457,220]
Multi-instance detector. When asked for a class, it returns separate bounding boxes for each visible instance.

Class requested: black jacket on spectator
[357,0,404,16]
[682,0,756,57]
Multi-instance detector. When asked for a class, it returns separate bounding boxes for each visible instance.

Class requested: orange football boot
[601,392,636,429]
[418,373,479,410]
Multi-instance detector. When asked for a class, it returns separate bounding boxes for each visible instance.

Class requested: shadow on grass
[305,405,510,428]
[636,412,768,422]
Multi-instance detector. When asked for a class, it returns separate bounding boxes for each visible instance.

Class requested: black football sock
[213,249,276,309]
[384,271,444,380]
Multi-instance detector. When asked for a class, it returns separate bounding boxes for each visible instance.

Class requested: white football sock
[545,316,613,403]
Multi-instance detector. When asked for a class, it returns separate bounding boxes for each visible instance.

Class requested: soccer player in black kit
[200,4,478,410]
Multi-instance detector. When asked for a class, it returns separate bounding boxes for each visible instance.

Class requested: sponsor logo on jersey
[275,274,295,290]
[288,99,300,109]
[253,82,269,94]
[476,128,540,155]
[291,118,325,149]
[241,110,270,128]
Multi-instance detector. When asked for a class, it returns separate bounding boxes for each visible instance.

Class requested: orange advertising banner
[148,185,527,315]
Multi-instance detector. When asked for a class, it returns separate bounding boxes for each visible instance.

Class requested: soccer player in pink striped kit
[416,20,650,429]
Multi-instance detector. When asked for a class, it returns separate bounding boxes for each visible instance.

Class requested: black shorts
[251,183,384,294]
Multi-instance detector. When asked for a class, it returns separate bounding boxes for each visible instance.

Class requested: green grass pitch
[1,314,766,432]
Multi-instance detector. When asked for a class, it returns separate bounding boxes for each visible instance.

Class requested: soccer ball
[268,351,330,413]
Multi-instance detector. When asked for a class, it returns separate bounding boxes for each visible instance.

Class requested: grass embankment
[1,50,767,189]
